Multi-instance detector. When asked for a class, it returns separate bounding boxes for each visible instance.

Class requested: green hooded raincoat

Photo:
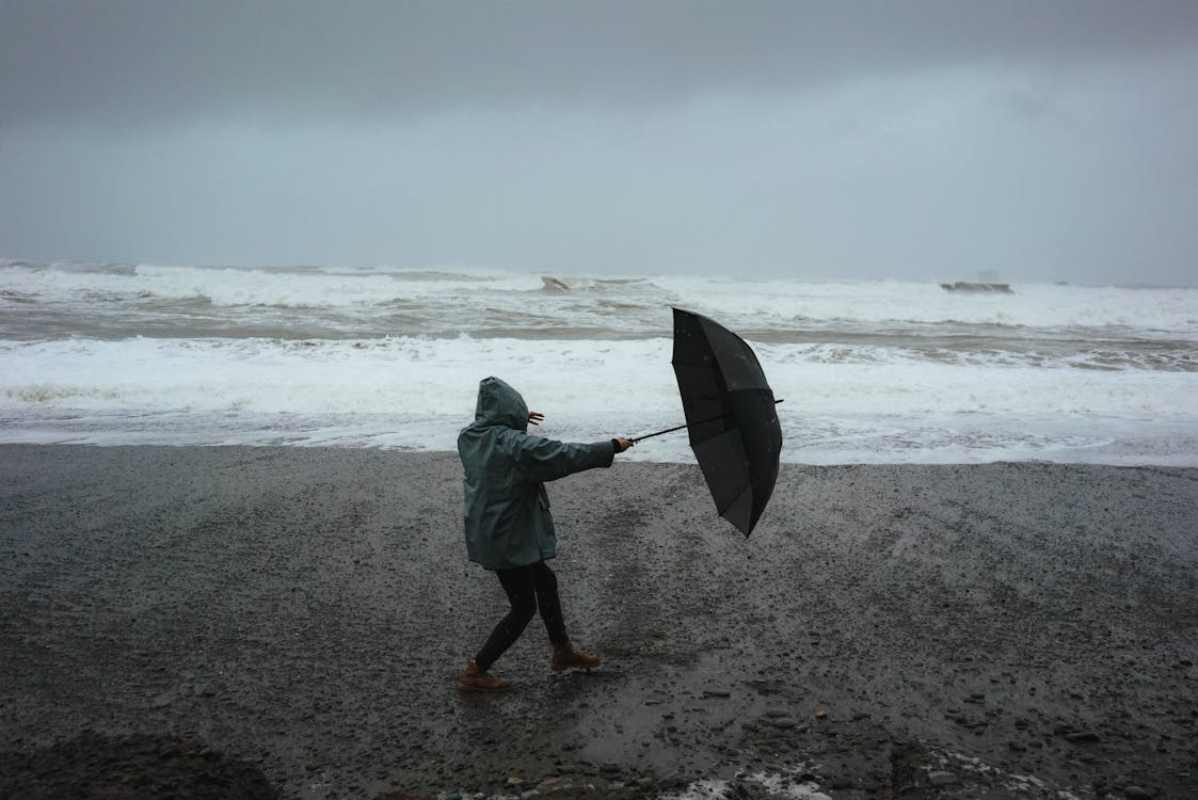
[458,377,616,570]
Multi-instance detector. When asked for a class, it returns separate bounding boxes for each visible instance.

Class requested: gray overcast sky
[2,1,1197,284]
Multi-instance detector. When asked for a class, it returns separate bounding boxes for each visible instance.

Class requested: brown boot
[456,659,510,691]
[551,642,601,672]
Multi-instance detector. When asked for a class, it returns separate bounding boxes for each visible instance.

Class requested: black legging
[475,561,568,671]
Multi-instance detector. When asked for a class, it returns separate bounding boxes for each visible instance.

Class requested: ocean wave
[5,383,124,403]
[3,261,1198,345]
[2,335,1195,417]
[0,258,138,275]
[757,342,1198,372]
[0,261,543,308]
[0,289,38,304]
[1,335,1196,463]
[540,275,651,292]
[654,276,1198,338]
[386,269,500,282]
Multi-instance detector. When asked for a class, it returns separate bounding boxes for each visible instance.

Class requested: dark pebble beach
[1,445,1196,799]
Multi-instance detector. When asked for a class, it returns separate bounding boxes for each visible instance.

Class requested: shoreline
[2,445,1196,798]
[1,436,1197,469]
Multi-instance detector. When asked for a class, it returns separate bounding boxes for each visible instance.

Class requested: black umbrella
[632,308,782,536]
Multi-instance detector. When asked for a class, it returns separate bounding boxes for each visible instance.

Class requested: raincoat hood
[473,377,529,432]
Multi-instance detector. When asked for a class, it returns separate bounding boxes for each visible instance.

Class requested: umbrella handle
[630,399,783,444]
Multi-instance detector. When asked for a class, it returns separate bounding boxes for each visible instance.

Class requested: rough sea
[2,258,1196,465]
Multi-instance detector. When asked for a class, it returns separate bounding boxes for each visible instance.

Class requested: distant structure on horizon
[939,281,1014,294]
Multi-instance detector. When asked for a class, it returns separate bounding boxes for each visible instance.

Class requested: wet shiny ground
[1,447,1195,799]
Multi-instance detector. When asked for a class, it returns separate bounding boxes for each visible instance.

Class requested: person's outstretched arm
[501,430,633,483]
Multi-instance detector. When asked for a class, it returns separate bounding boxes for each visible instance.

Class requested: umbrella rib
[716,484,752,517]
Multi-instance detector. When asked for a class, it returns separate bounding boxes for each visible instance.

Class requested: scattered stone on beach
[764,717,797,730]
[150,691,175,708]
[928,769,958,786]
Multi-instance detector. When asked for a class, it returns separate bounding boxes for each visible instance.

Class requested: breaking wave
[1,260,1195,339]
[3,259,1197,462]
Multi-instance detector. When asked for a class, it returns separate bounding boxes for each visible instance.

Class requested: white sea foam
[0,262,541,308]
[653,276,1198,338]
[3,336,1194,419]
[2,336,1195,463]
[3,260,1197,462]
[657,768,832,800]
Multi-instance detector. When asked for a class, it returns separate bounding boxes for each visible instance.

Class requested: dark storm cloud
[3,0,1198,125]
[3,2,1197,284]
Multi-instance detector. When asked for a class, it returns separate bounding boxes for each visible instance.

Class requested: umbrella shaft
[631,399,783,443]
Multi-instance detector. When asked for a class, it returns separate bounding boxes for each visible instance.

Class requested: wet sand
[1,445,1196,799]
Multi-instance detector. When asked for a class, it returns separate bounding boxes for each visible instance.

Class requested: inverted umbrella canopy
[669,307,782,536]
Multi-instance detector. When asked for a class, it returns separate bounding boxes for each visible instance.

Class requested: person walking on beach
[456,376,633,691]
